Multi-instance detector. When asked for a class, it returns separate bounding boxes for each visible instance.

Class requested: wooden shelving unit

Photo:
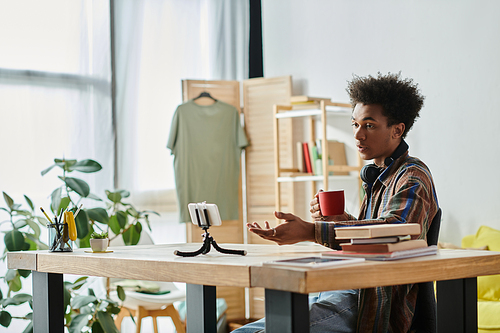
[273,99,363,211]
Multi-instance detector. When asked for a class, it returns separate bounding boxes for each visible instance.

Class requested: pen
[40,207,53,224]
[58,208,64,224]
[74,204,83,218]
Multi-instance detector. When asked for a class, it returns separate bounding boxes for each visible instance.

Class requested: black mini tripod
[174,227,246,257]
[174,205,246,257]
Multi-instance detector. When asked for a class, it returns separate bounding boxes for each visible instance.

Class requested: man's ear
[392,123,405,139]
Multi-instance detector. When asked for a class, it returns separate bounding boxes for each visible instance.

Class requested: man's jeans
[232,289,359,333]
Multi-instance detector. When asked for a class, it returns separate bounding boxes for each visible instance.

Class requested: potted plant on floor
[90,231,110,252]
[0,157,159,332]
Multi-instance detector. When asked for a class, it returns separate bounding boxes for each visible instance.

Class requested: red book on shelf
[303,142,313,174]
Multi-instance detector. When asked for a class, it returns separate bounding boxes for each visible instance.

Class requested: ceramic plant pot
[90,238,109,252]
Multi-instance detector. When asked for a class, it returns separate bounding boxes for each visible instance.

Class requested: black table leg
[437,277,477,333]
[265,289,309,333]
[186,284,217,333]
[32,271,64,333]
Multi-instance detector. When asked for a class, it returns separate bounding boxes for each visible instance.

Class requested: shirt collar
[379,151,409,186]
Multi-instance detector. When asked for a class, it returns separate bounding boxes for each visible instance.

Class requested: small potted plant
[90,231,110,252]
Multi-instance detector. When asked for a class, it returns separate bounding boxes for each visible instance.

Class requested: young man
[238,73,439,332]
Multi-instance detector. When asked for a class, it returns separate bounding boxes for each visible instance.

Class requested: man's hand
[246,211,315,245]
[310,190,349,222]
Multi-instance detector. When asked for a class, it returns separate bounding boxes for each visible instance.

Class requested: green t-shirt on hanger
[167,100,249,223]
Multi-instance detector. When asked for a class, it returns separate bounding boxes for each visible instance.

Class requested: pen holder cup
[48,223,73,252]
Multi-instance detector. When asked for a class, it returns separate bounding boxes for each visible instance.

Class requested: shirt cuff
[315,221,339,249]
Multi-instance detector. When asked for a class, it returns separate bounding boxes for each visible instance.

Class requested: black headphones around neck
[360,140,409,185]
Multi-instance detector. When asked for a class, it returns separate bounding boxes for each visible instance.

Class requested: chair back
[426,208,441,246]
[410,208,441,333]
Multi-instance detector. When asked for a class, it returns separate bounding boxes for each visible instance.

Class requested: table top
[8,243,500,293]
[7,243,327,287]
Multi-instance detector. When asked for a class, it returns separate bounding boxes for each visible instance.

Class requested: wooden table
[7,243,500,333]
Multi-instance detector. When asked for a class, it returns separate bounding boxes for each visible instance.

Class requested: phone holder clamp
[174,227,246,257]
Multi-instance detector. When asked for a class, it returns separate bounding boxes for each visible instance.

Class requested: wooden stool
[114,304,186,333]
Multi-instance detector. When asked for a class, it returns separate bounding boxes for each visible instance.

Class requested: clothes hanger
[193,91,217,102]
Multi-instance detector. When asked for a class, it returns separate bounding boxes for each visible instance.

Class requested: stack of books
[322,223,438,261]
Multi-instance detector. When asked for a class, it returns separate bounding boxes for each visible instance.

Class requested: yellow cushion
[478,300,500,331]
[470,225,500,251]
[461,234,475,248]
[462,226,500,302]
[478,275,500,301]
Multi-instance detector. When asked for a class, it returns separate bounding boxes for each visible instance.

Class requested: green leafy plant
[64,277,126,333]
[0,192,46,332]
[0,158,159,332]
[90,231,108,239]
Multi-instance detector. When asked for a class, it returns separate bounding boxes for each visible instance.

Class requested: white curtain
[114,0,249,213]
[0,0,113,214]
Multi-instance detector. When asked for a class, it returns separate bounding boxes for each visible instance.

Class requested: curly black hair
[346,72,425,138]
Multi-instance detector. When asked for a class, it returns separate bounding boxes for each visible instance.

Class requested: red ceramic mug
[318,190,345,216]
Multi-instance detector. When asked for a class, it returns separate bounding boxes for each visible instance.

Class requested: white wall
[262,0,500,245]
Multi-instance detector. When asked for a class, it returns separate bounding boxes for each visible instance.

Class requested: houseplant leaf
[2,192,14,210]
[57,197,70,215]
[10,293,31,305]
[40,163,56,176]
[50,187,62,214]
[55,159,77,172]
[71,295,97,309]
[7,276,22,292]
[108,215,121,235]
[24,195,34,211]
[106,190,121,204]
[116,211,127,229]
[18,269,31,278]
[86,208,109,224]
[68,313,90,333]
[64,177,90,198]
[96,311,119,333]
[0,311,12,327]
[71,276,89,291]
[69,159,102,173]
[122,222,142,246]
[4,230,25,251]
[75,210,90,239]
[25,218,41,238]
[117,285,126,301]
[91,320,104,333]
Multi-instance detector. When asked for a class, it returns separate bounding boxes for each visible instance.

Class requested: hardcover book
[350,235,411,245]
[303,142,313,174]
[340,239,427,253]
[335,223,421,239]
[322,245,438,261]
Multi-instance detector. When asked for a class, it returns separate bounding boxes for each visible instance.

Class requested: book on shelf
[310,142,320,175]
[296,141,305,173]
[340,239,427,253]
[303,142,313,174]
[335,223,421,239]
[350,235,411,245]
[327,141,349,175]
[322,245,438,261]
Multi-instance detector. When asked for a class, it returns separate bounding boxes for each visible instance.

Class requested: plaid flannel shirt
[315,151,439,332]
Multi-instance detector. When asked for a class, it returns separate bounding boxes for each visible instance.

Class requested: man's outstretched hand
[246,211,315,245]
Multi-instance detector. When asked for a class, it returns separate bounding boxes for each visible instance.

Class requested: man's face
[351,103,404,166]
